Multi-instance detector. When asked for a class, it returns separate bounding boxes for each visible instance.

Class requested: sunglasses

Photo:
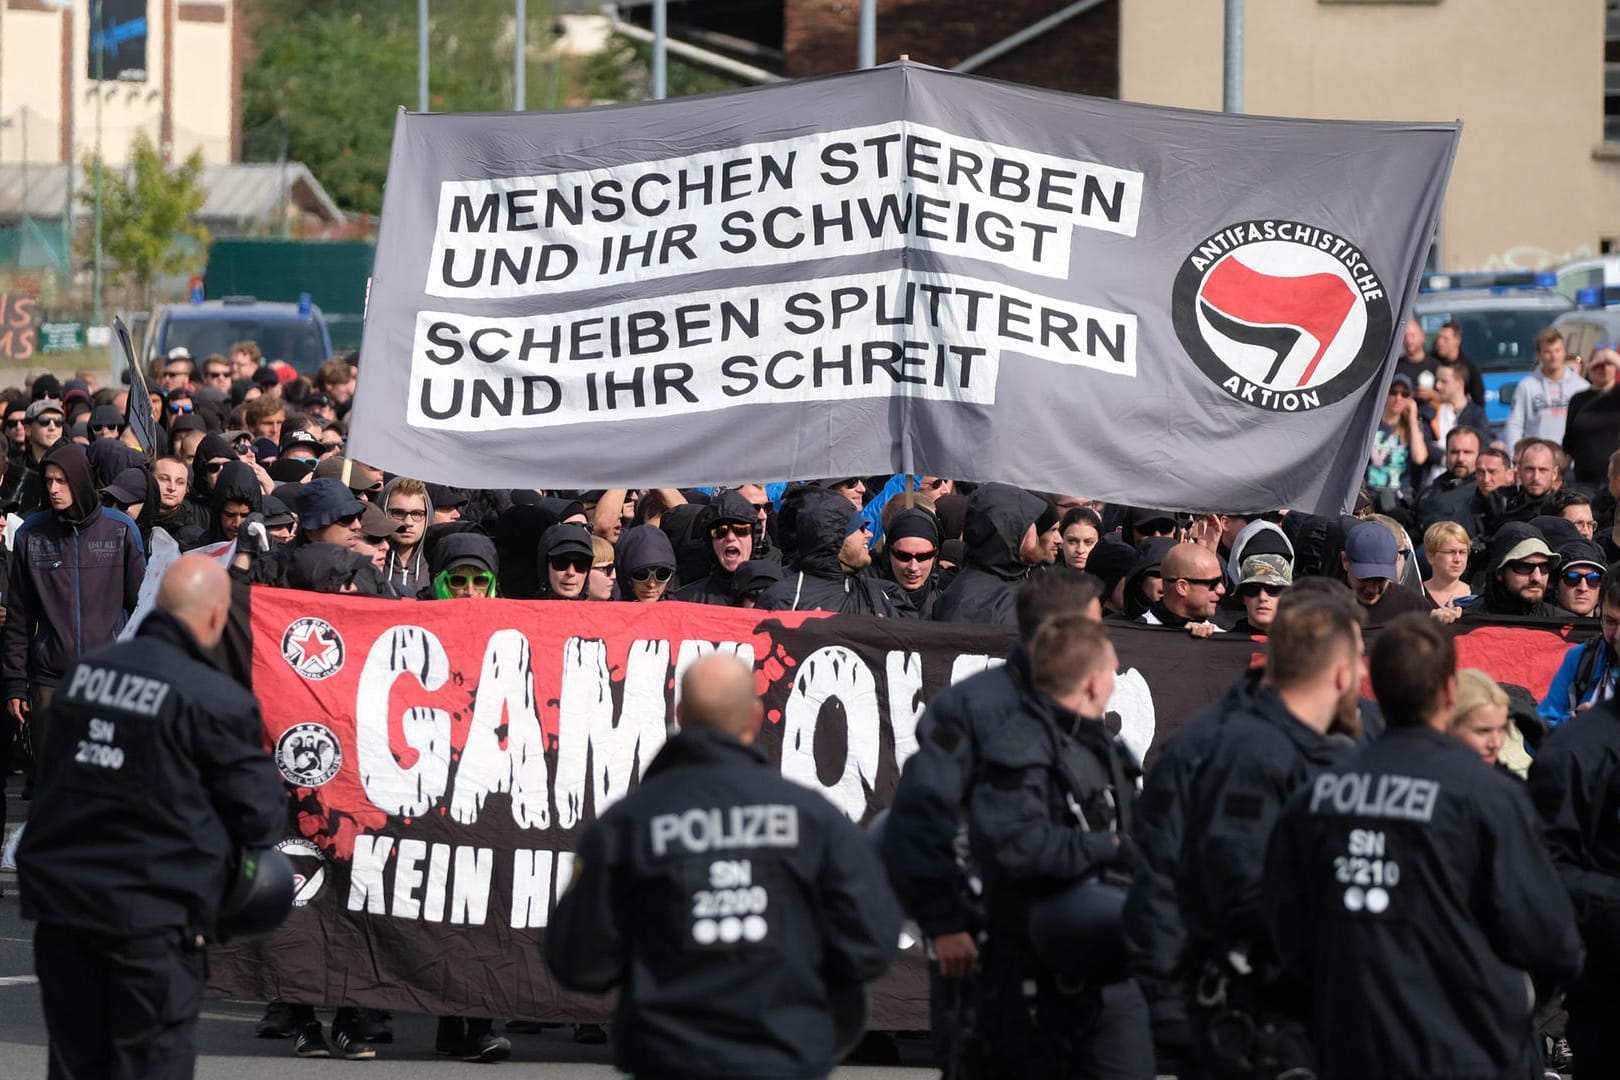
[1389,387,1412,398]
[631,566,674,583]
[335,513,362,528]
[163,370,190,379]
[1239,582,1285,599]
[448,571,493,591]
[5,418,26,428]
[1177,576,1225,590]
[168,402,193,413]
[709,522,753,539]
[202,461,227,474]
[32,417,63,428]
[549,555,591,573]
[92,424,121,434]
[1563,570,1603,587]
[205,370,231,380]
[890,548,937,564]
[1504,559,1550,577]
[592,563,616,576]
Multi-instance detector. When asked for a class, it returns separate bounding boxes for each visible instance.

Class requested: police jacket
[1178,685,1352,961]
[1529,701,1620,982]
[546,727,902,1080]
[1265,727,1584,1080]
[882,648,1031,938]
[0,443,145,699]
[16,608,285,937]
[1124,669,1258,1015]
[967,688,1137,939]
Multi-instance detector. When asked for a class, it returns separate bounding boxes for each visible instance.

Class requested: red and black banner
[209,588,1587,1026]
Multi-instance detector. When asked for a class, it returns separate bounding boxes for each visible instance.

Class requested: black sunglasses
[92,424,122,434]
[890,548,937,564]
[335,513,362,527]
[631,566,674,583]
[1239,582,1285,599]
[1177,576,1225,590]
[1505,559,1550,577]
[5,418,26,428]
[202,461,226,474]
[549,555,591,573]
[32,417,63,428]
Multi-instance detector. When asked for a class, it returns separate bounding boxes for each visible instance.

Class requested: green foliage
[243,3,746,217]
[81,131,210,301]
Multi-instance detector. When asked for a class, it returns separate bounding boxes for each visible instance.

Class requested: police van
[1552,283,1620,365]
[1411,272,1575,429]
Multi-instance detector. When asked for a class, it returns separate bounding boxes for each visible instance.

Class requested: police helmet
[217,847,296,942]
[1026,877,1127,984]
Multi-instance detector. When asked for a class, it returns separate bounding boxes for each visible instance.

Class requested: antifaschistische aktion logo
[1172,220,1393,413]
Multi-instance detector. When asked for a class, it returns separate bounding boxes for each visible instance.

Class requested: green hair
[433,566,498,600]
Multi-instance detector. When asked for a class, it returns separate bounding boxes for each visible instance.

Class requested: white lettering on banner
[426,120,1144,297]
[408,269,1136,431]
[672,640,757,718]
[554,638,673,828]
[949,654,1001,684]
[510,849,556,929]
[343,835,500,927]
[450,630,552,828]
[355,627,453,818]
[1106,668,1157,767]
[886,651,925,772]
[780,646,882,821]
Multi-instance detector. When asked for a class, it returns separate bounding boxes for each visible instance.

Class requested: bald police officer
[546,654,902,1080]
[1264,613,1584,1079]
[17,556,286,1080]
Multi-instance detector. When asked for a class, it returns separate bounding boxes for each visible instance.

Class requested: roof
[1414,288,1576,312]
[0,161,344,225]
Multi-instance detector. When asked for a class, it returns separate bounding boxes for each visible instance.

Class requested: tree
[80,132,210,310]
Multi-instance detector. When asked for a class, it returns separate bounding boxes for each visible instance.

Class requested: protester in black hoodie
[536,523,594,601]
[878,507,949,620]
[932,483,1051,626]
[756,488,896,616]
[196,461,263,547]
[179,433,236,534]
[2,443,146,781]
[616,525,678,602]
[1473,522,1571,618]
[673,491,757,606]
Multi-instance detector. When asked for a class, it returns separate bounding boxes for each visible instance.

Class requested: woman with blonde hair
[1449,668,1511,770]
[1423,521,1474,609]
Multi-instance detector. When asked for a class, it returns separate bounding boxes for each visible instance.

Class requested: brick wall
[783,0,1118,98]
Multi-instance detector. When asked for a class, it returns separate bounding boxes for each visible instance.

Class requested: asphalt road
[1,790,934,1079]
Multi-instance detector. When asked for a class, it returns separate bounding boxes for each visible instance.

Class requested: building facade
[0,0,241,168]
[1119,0,1620,271]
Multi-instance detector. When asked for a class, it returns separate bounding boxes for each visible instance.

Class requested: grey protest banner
[348,62,1458,515]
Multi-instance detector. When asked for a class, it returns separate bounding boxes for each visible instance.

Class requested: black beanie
[886,507,940,546]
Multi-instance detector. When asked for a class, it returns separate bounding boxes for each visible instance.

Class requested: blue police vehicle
[1411,272,1575,430]
[144,295,334,377]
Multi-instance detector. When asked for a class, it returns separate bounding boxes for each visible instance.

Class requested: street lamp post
[92,0,105,326]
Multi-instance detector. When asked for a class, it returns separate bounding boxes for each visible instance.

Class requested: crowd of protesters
[4,312,1620,1075]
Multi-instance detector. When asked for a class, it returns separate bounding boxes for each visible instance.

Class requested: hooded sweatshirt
[0,442,146,696]
[933,483,1049,626]
[189,460,264,548]
[875,507,949,620]
[179,433,233,533]
[756,489,896,616]
[380,476,436,596]
[1474,522,1573,619]
[673,491,757,606]
[616,524,678,602]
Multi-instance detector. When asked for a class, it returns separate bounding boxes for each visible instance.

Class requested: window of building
[1608,1,1620,142]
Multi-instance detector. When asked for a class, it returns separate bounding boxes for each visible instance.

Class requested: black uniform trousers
[35,923,204,1080]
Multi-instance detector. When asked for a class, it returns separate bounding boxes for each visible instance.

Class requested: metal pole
[92,0,104,327]
[858,0,875,68]
[1222,0,1243,113]
[652,0,667,99]
[514,0,526,110]
[418,0,429,111]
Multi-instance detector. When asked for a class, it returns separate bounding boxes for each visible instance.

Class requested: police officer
[545,653,902,1079]
[1265,613,1584,1079]
[1529,652,1620,1075]
[1175,593,1364,1079]
[881,570,1104,1072]
[17,555,286,1080]
[966,612,1152,1079]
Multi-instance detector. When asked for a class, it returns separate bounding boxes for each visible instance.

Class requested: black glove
[237,513,270,557]
[1112,832,1139,874]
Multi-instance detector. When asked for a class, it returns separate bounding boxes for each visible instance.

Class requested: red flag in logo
[1200,257,1357,386]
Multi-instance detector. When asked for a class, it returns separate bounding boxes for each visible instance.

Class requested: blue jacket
[1537,638,1615,731]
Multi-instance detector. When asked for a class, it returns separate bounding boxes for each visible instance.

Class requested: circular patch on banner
[275,722,343,788]
[1172,220,1393,413]
[282,617,345,680]
[275,837,328,907]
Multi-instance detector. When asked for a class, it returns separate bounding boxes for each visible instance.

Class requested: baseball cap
[261,493,296,528]
[425,482,468,510]
[359,502,400,541]
[252,437,280,464]
[167,346,192,361]
[542,522,594,561]
[25,399,63,421]
[1390,373,1414,392]
[1344,521,1399,581]
[1239,553,1293,588]
[100,467,148,506]
[1556,538,1605,573]
[1125,507,1181,533]
[251,366,280,389]
[304,391,333,409]
[281,429,321,454]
